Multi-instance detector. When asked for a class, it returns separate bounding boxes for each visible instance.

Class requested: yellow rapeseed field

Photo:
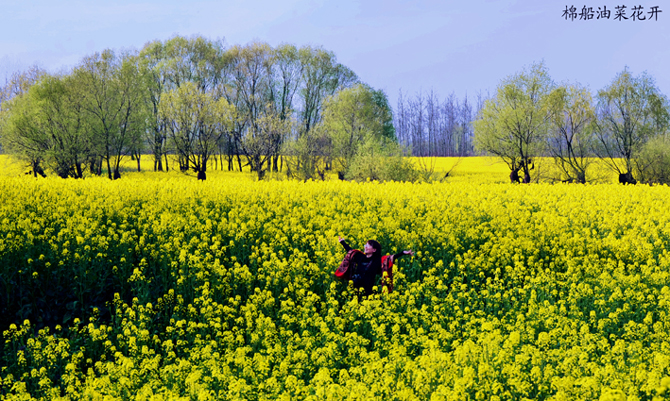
[1,156,668,400]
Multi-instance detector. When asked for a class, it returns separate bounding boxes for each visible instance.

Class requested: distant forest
[394,90,483,157]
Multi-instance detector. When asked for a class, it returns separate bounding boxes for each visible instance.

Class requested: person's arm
[338,236,352,252]
[393,250,414,260]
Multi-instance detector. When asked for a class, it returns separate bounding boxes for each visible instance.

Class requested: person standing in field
[336,236,414,296]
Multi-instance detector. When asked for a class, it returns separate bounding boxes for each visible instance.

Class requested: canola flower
[0,170,669,400]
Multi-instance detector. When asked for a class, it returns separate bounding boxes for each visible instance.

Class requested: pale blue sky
[1,0,668,107]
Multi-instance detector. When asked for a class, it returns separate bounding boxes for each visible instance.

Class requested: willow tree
[76,49,145,179]
[160,82,235,180]
[139,36,226,172]
[320,84,395,178]
[594,68,670,184]
[138,40,170,171]
[0,90,49,176]
[546,83,596,183]
[220,42,274,173]
[474,62,553,183]
[244,111,292,180]
[267,43,302,171]
[298,46,358,136]
[1,74,91,178]
[0,66,47,175]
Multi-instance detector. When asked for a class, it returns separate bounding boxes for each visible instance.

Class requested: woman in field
[337,236,414,296]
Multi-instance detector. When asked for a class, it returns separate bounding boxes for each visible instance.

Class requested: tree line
[474,62,670,184]
[0,36,408,181]
[394,90,483,157]
[3,41,669,184]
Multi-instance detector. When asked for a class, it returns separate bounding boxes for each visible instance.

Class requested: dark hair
[366,239,382,259]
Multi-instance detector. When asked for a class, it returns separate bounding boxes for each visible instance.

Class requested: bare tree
[459,95,474,156]
[0,65,46,110]
[394,89,479,158]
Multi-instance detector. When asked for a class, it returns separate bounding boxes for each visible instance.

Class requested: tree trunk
[154,142,164,171]
[32,161,46,178]
[619,172,637,185]
[510,168,520,184]
[75,162,83,179]
[179,155,188,172]
[106,158,112,180]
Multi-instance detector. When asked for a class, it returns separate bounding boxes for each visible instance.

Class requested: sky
[1,0,669,108]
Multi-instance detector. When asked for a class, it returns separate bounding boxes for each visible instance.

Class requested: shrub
[345,138,419,182]
[635,134,670,184]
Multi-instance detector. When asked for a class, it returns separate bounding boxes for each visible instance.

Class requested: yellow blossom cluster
[1,172,669,400]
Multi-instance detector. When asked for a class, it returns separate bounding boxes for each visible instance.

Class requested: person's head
[364,239,382,258]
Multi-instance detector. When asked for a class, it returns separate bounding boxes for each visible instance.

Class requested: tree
[0,65,46,111]
[594,68,670,184]
[75,49,145,179]
[394,89,478,158]
[265,43,303,172]
[283,123,332,181]
[138,35,226,173]
[223,42,275,175]
[320,84,395,178]
[160,82,234,180]
[635,134,670,184]
[243,110,292,180]
[139,40,170,171]
[162,36,226,172]
[474,62,554,183]
[39,75,93,178]
[345,136,418,182]
[0,65,46,165]
[298,46,358,136]
[546,83,596,183]
[2,74,92,178]
[161,35,225,93]
[370,88,396,142]
[0,90,49,176]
